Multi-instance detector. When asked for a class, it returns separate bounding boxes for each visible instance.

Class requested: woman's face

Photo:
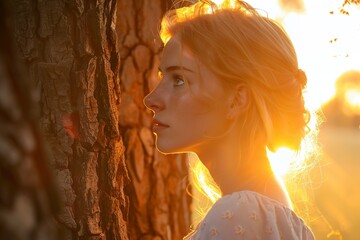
[144,36,232,154]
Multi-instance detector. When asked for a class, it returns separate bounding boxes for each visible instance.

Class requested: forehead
[160,36,196,70]
[160,36,229,100]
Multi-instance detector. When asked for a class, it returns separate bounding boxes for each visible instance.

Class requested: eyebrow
[159,65,195,73]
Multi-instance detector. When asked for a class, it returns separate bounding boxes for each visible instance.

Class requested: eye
[173,74,185,87]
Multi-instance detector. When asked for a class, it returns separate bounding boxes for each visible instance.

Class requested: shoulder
[188,191,315,240]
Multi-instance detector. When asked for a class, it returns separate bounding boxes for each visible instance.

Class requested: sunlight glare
[284,0,360,109]
[345,89,360,114]
[189,153,221,204]
[212,0,223,6]
[198,167,222,202]
[247,0,282,18]
[268,147,295,177]
[248,0,360,110]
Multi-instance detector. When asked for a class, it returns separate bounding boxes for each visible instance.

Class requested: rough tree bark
[0,1,60,239]
[117,1,191,239]
[13,0,130,239]
[11,0,191,239]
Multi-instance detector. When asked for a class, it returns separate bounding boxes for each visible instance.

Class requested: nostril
[148,103,160,112]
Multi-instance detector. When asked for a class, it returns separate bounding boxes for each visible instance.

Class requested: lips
[153,119,169,132]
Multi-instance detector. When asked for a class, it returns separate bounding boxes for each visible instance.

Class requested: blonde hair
[160,0,315,229]
[161,0,308,152]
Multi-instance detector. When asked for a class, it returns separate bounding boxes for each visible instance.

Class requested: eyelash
[172,74,185,87]
[158,72,186,87]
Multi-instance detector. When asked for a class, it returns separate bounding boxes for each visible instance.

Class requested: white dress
[185,191,315,240]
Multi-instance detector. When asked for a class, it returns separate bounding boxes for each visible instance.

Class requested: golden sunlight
[267,147,296,177]
[211,0,222,5]
[199,1,360,115]
[247,0,360,110]
[197,168,221,202]
[189,153,221,203]
[267,117,320,182]
[345,89,360,114]
[211,0,235,7]
[245,0,360,178]
[212,0,226,6]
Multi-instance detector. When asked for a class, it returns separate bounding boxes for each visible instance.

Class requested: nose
[143,87,164,113]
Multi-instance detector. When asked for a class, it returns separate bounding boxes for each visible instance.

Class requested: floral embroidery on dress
[236,194,247,205]
[209,227,219,236]
[184,191,315,240]
[222,210,234,220]
[249,211,257,221]
[265,203,273,211]
[234,225,245,235]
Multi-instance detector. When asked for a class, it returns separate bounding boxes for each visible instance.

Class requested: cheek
[174,93,215,117]
[176,98,227,137]
[167,95,212,138]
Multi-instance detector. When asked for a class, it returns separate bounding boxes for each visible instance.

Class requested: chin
[155,142,189,155]
[156,146,179,155]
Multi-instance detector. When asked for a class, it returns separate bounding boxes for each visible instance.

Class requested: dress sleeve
[188,191,315,240]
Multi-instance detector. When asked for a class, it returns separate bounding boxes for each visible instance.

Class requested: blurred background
[242,0,360,239]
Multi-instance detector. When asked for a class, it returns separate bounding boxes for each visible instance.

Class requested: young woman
[144,0,315,239]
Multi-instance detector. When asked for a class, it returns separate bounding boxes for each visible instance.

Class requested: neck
[193,134,291,207]
[197,143,271,195]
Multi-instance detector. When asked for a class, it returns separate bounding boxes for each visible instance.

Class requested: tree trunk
[0,1,60,239]
[13,0,130,239]
[117,1,191,239]
[11,0,191,239]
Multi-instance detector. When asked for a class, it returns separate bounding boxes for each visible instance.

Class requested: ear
[226,84,249,120]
